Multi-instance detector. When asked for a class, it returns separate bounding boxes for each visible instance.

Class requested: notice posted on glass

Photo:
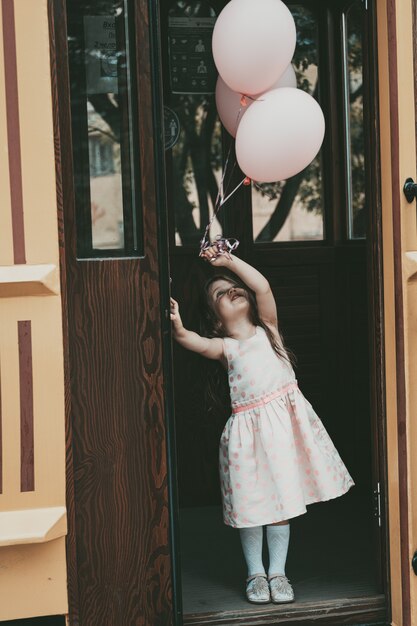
[84,15,118,95]
[168,17,217,94]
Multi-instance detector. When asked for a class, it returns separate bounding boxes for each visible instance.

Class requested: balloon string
[199,159,243,257]
[211,135,235,214]
[199,98,256,259]
[209,97,244,210]
[199,234,240,260]
[200,154,238,247]
[233,104,244,136]
[198,168,245,260]
[200,137,234,248]
[220,177,246,206]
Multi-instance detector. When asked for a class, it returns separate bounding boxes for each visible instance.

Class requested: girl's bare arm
[170,298,224,360]
[201,249,278,328]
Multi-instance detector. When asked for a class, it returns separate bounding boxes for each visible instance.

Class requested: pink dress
[219,326,355,528]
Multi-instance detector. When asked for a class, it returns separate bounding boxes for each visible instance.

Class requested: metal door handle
[412,551,417,575]
[403,178,417,203]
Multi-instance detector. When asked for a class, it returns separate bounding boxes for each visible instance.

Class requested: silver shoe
[269,574,295,603]
[246,574,271,604]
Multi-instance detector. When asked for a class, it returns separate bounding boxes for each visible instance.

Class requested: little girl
[170,249,355,605]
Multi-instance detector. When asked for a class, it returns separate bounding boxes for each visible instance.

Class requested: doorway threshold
[183,593,386,625]
[180,498,385,624]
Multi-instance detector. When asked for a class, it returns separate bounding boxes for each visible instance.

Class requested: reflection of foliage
[169,0,216,18]
[171,95,222,245]
[88,94,120,142]
[292,6,319,91]
[167,3,221,245]
[258,3,364,241]
[253,5,321,242]
[70,0,366,242]
[171,1,366,244]
[257,3,365,240]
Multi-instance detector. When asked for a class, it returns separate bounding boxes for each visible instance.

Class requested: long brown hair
[199,272,297,416]
[201,273,297,367]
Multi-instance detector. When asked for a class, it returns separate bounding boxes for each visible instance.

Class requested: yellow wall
[0,0,68,620]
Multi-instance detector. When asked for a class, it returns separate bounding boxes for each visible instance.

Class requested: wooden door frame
[160,0,391,624]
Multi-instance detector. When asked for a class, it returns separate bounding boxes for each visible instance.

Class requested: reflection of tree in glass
[170,4,325,244]
[254,6,320,242]
[67,0,131,250]
[254,4,365,241]
[71,1,365,243]
[171,95,223,245]
[170,3,365,244]
[88,94,120,142]
[168,1,220,246]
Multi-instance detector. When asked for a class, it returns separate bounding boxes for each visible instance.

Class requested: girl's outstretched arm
[201,248,278,328]
[170,297,224,360]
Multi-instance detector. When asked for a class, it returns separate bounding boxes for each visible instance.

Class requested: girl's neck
[225,319,257,340]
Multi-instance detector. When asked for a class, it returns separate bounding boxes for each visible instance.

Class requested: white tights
[239,523,290,578]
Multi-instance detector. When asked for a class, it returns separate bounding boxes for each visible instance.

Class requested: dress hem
[223,480,355,529]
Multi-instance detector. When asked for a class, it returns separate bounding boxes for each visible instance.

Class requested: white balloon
[275,64,297,89]
[215,65,297,137]
[212,0,296,95]
[215,77,245,137]
[235,88,325,182]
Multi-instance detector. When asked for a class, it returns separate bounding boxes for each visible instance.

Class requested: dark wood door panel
[51,0,174,623]
[68,260,171,624]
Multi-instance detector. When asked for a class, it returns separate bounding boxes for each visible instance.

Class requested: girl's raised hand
[170,294,224,359]
[200,245,231,267]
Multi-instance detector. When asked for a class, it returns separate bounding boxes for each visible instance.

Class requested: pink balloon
[235,88,325,183]
[212,0,296,96]
[216,66,297,137]
[275,64,297,89]
[215,77,246,137]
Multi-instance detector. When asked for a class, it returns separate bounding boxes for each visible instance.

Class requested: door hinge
[373,482,382,527]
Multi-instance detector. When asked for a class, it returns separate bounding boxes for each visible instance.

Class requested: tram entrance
[53,0,391,623]
[162,1,389,623]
